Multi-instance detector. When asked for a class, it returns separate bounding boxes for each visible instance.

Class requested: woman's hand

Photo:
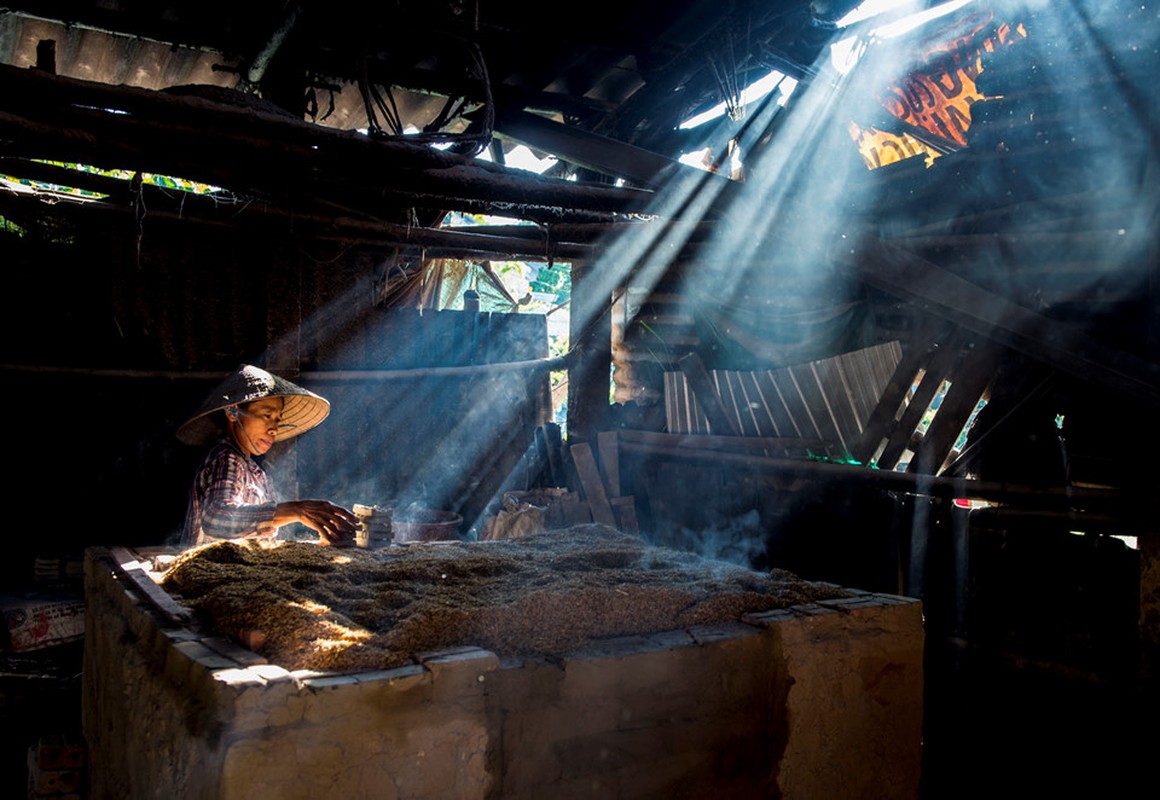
[274,500,359,547]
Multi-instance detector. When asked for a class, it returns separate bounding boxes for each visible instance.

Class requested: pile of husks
[160,523,852,672]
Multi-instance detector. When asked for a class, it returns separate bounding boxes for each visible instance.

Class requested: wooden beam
[566,259,613,445]
[0,188,602,258]
[617,435,1145,522]
[837,233,1160,406]
[596,430,621,498]
[569,442,616,526]
[617,428,826,457]
[915,343,1003,476]
[362,61,614,123]
[0,64,657,221]
[875,329,969,471]
[491,107,731,191]
[106,547,193,627]
[678,352,741,436]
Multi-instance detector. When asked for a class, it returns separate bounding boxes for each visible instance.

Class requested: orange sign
[853,11,1028,169]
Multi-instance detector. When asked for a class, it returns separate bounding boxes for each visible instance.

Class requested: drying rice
[159,523,852,672]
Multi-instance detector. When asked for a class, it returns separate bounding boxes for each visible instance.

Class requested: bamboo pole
[0,354,573,382]
[617,435,1140,519]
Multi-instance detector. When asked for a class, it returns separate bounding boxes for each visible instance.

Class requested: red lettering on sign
[853,14,1029,167]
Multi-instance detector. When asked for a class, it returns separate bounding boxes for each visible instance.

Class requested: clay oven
[82,527,924,798]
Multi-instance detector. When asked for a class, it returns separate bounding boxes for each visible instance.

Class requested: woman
[176,364,358,547]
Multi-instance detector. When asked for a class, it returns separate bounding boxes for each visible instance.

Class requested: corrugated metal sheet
[0,14,237,91]
[664,340,904,456]
[0,11,440,132]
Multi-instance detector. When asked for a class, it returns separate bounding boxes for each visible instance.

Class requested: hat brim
[176,365,331,446]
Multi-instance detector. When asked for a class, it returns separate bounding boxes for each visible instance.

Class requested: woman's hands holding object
[275,500,360,547]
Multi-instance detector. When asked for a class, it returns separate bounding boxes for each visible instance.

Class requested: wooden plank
[559,497,594,525]
[569,442,617,525]
[610,495,639,534]
[850,332,946,465]
[493,106,729,191]
[665,371,709,434]
[108,547,193,626]
[713,372,749,434]
[596,430,622,497]
[768,367,824,448]
[835,341,903,430]
[914,343,999,476]
[739,371,781,438]
[753,371,798,438]
[616,429,826,457]
[834,347,873,426]
[941,358,1056,478]
[541,423,565,488]
[732,371,765,436]
[793,360,854,456]
[812,355,863,449]
[678,352,741,436]
[663,372,681,433]
[685,373,707,433]
[841,235,1160,405]
[786,362,846,454]
[876,331,967,470]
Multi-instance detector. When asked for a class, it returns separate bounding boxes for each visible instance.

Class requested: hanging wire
[304,72,338,123]
[538,222,555,272]
[424,95,468,134]
[132,171,145,270]
[359,49,404,137]
[356,39,494,155]
[707,10,747,122]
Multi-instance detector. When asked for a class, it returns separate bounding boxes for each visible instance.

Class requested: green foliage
[806,450,862,466]
[530,262,570,301]
[0,215,26,236]
[438,211,574,423]
[16,161,220,196]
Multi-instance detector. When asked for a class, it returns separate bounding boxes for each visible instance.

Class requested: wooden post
[678,352,741,436]
[1141,528,1160,682]
[596,430,621,497]
[566,258,612,445]
[265,246,303,501]
[1141,400,1160,683]
[570,442,616,526]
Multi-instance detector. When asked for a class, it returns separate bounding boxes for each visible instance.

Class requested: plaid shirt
[182,439,278,546]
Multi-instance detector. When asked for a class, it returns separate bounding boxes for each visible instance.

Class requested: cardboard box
[1,593,85,652]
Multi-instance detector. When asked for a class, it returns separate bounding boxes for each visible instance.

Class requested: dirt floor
[159,523,852,672]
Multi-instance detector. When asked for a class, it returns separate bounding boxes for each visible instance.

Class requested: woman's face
[227,396,285,456]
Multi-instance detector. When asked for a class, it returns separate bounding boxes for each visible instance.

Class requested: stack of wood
[488,426,638,540]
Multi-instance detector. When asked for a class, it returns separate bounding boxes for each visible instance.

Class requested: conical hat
[176,364,331,445]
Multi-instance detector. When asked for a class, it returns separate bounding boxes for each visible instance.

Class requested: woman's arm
[193,444,357,545]
[274,500,359,546]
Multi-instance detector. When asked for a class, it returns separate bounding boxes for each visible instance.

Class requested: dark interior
[1,1,1157,797]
